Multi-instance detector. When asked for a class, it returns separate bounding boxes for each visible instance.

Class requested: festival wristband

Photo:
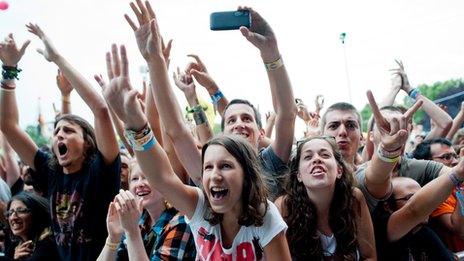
[376,146,401,163]
[408,88,420,100]
[124,124,157,151]
[211,90,224,104]
[264,56,284,71]
[455,190,464,216]
[192,105,207,125]
[449,172,464,187]
[105,237,119,251]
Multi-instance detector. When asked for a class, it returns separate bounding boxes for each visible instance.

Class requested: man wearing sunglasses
[413,138,464,253]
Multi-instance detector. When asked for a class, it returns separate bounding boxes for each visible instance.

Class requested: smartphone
[210,10,251,31]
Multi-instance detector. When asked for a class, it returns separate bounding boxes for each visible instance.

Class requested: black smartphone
[210,10,251,31]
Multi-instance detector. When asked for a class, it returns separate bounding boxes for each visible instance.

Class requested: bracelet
[62,96,70,103]
[192,105,207,125]
[449,172,464,187]
[376,146,401,163]
[378,145,402,158]
[1,65,22,80]
[210,90,224,104]
[124,124,157,151]
[408,88,420,100]
[264,56,283,71]
[1,81,15,90]
[105,237,119,251]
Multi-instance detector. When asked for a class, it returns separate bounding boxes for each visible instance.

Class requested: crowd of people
[0,1,464,260]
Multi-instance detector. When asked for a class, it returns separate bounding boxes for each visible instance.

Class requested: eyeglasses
[4,207,31,218]
[394,193,414,202]
[433,153,459,161]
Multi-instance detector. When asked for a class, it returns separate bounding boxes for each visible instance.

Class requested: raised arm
[387,160,464,242]
[125,0,202,185]
[447,102,464,140]
[173,66,213,144]
[186,54,229,116]
[27,24,119,164]
[239,7,297,163]
[0,33,38,168]
[56,69,73,115]
[394,60,452,139]
[101,43,197,217]
[364,91,422,199]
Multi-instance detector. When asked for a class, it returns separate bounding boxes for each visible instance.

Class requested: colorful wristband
[455,190,464,216]
[409,88,420,100]
[449,172,463,188]
[211,90,224,104]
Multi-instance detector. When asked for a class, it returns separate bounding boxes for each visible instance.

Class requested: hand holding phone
[210,10,251,31]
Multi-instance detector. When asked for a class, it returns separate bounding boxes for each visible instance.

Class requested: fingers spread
[124,14,137,31]
[404,100,423,121]
[120,45,129,77]
[111,44,121,77]
[105,52,114,80]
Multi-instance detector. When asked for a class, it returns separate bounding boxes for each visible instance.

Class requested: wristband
[62,96,70,103]
[211,90,224,104]
[192,105,207,125]
[378,145,402,158]
[376,146,401,163]
[264,57,283,71]
[408,88,420,100]
[1,65,22,80]
[1,81,15,90]
[124,124,157,151]
[455,190,464,216]
[105,237,119,251]
[449,172,464,187]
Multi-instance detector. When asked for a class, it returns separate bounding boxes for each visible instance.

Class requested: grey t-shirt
[355,157,444,212]
[259,145,288,200]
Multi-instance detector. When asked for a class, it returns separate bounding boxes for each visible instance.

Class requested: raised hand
[296,99,311,123]
[14,240,33,260]
[96,44,146,131]
[173,67,196,97]
[0,33,30,67]
[125,0,163,63]
[56,69,73,95]
[367,90,422,152]
[185,54,218,93]
[26,23,60,62]
[106,202,123,243]
[238,7,279,61]
[114,190,142,234]
[265,111,276,124]
[390,60,413,94]
[315,95,324,115]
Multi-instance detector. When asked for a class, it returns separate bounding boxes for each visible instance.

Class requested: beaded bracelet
[2,65,22,80]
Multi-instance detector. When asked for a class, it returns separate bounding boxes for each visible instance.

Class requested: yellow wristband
[62,96,70,103]
[264,57,283,71]
[105,237,119,251]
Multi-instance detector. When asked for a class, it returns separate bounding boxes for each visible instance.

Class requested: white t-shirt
[186,187,287,261]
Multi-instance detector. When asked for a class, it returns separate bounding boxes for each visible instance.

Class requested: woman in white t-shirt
[119,132,291,260]
[275,137,376,260]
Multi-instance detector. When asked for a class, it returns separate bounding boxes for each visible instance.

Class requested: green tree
[25,125,49,147]
[360,104,372,132]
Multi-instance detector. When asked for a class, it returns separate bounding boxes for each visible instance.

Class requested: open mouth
[210,187,229,199]
[136,190,151,197]
[10,220,23,230]
[234,132,249,139]
[310,166,326,175]
[58,143,68,156]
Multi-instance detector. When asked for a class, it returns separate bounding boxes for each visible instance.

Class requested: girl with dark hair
[275,137,376,260]
[101,42,291,260]
[4,192,59,260]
